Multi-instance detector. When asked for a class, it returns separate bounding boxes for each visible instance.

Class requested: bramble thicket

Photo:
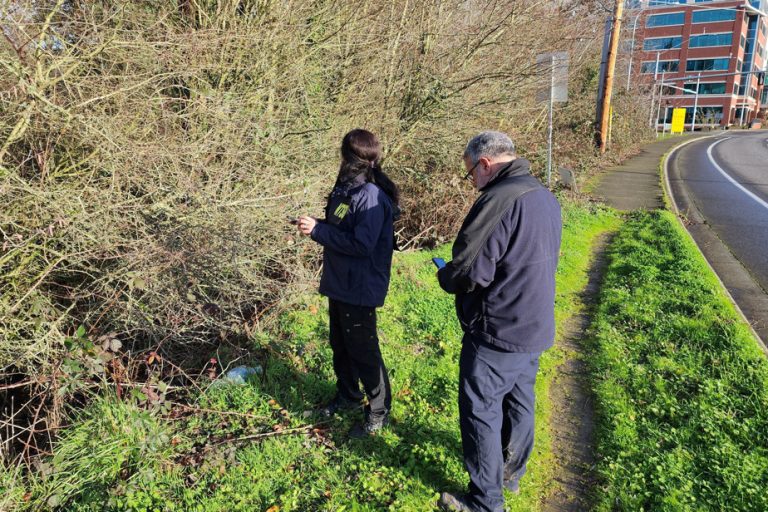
[1,0,653,491]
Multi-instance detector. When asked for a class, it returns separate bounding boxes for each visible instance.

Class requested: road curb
[662,135,768,355]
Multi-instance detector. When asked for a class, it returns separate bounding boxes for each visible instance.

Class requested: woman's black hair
[338,129,400,205]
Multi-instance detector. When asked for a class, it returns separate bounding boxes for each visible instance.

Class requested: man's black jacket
[437,158,562,353]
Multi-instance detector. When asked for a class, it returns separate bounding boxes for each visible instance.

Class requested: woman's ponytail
[370,163,399,206]
[338,129,400,207]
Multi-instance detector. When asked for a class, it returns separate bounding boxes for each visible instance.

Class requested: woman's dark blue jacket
[310,174,395,308]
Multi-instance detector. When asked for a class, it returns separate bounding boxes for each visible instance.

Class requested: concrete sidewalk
[593,134,707,211]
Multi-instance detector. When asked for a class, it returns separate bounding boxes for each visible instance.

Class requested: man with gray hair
[437,131,562,512]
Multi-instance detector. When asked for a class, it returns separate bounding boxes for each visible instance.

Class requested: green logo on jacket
[334,203,350,219]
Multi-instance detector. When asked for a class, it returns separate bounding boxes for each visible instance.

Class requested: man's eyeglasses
[463,160,480,182]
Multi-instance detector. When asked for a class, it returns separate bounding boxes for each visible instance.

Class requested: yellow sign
[670,108,686,134]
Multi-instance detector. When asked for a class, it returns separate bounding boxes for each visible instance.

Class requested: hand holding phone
[432,257,446,269]
[296,215,317,236]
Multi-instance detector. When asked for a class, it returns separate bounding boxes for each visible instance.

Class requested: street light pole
[691,74,701,132]
[627,14,641,91]
[656,71,666,134]
[739,95,748,126]
[648,52,663,128]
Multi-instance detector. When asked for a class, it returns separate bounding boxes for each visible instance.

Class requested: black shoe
[437,492,475,511]
[318,395,361,417]
[349,413,389,438]
[503,478,520,495]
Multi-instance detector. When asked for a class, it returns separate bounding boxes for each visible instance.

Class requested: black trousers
[459,334,540,512]
[328,298,391,418]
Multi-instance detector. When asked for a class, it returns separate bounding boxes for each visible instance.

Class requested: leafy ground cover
[589,211,768,511]
[0,199,619,511]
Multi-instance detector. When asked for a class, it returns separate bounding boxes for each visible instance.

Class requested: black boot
[437,492,476,511]
[348,412,389,438]
[503,478,520,495]
[318,394,362,417]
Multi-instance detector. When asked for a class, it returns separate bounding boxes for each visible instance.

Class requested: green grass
[0,460,25,511]
[589,210,768,511]
[3,199,620,511]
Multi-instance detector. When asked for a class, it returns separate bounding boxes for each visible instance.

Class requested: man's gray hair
[463,131,516,164]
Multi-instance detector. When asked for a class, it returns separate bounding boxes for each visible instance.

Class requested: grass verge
[2,199,620,511]
[590,210,768,511]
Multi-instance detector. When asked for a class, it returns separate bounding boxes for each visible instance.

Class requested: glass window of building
[686,58,730,71]
[684,82,727,94]
[692,9,736,23]
[644,37,683,50]
[740,16,758,96]
[690,33,732,47]
[685,106,723,124]
[659,106,723,125]
[647,13,685,27]
[641,60,680,73]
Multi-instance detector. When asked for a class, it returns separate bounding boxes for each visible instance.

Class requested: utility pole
[595,18,612,129]
[598,0,624,154]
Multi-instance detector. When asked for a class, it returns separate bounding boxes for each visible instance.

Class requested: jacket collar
[479,158,531,192]
[330,171,367,200]
[339,171,367,189]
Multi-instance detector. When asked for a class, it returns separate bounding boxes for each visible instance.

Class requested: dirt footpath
[543,235,612,512]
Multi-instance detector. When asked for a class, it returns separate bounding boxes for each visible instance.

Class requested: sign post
[536,52,569,188]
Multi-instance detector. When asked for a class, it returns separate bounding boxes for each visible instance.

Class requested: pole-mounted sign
[536,51,570,188]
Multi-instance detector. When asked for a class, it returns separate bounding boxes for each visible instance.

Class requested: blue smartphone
[432,257,446,269]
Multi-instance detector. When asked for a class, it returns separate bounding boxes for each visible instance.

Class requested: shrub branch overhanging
[0,0,653,458]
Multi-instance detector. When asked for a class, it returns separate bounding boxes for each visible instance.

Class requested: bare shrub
[1,0,653,458]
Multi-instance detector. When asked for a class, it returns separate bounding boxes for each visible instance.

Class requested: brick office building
[633,0,767,128]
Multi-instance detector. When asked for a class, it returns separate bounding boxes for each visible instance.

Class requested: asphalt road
[668,130,768,347]
[669,131,768,291]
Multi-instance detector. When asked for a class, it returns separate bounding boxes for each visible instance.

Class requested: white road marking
[707,138,768,211]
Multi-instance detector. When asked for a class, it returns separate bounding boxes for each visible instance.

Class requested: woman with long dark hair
[296,128,399,437]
